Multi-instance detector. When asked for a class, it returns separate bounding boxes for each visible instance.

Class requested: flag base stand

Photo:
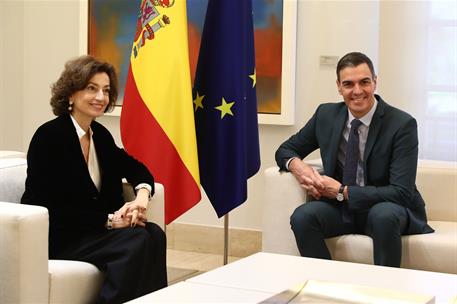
[223,213,229,265]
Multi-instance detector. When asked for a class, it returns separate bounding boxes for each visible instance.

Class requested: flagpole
[223,213,229,265]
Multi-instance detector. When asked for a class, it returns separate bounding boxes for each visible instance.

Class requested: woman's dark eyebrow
[87,81,110,88]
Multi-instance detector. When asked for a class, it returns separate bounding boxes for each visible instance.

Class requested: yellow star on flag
[249,68,256,88]
[193,92,205,112]
[215,97,235,119]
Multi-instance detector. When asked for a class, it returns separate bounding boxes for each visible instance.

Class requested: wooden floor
[166,249,241,284]
[167,249,241,272]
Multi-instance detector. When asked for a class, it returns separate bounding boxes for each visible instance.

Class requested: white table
[127,281,271,303]
[130,252,457,303]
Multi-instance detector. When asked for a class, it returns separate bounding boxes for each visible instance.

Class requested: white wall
[377,1,428,110]
[0,0,24,151]
[0,0,381,230]
[22,0,82,150]
[377,1,457,161]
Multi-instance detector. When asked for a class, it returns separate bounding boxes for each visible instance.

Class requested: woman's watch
[336,184,345,202]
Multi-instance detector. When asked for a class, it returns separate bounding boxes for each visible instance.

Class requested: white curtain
[378,0,456,161]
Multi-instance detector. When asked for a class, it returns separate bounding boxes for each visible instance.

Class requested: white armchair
[262,158,457,274]
[0,155,165,303]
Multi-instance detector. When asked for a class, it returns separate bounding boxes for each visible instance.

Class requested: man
[275,52,433,267]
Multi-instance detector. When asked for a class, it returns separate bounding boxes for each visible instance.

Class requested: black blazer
[276,95,433,235]
[22,114,154,256]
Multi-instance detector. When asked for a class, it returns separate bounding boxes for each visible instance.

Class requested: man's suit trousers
[290,200,408,267]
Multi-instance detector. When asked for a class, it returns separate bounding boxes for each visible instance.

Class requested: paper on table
[259,280,435,304]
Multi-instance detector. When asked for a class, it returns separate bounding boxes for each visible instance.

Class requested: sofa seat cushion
[0,158,27,203]
[48,260,104,304]
[325,221,457,274]
[325,234,374,265]
[402,221,457,274]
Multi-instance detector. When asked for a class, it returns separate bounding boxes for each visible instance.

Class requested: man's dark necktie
[342,119,363,223]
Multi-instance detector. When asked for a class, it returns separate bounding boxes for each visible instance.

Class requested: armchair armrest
[147,183,165,229]
[262,159,323,255]
[0,151,26,159]
[0,202,49,303]
[122,182,165,229]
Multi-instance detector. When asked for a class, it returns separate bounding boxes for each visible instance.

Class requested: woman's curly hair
[50,55,118,116]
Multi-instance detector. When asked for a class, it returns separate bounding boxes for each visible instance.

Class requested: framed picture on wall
[81,0,297,125]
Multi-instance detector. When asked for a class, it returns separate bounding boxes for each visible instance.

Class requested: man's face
[337,63,377,118]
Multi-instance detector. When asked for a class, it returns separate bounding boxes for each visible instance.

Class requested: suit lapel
[327,106,348,176]
[364,97,386,163]
[59,115,86,166]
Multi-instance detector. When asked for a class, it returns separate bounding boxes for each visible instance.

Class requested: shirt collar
[70,114,93,139]
[347,98,378,127]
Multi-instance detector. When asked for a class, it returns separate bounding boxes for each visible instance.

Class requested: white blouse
[70,115,101,191]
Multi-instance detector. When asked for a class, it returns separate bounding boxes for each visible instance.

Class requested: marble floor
[166,249,242,285]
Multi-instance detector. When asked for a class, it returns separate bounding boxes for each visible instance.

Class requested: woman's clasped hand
[114,200,148,228]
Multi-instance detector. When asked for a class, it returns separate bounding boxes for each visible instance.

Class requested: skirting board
[166,223,262,257]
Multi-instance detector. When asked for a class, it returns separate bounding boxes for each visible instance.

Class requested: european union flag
[193,0,261,217]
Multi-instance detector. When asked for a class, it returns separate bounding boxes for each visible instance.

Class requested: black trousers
[56,222,167,304]
[290,201,408,267]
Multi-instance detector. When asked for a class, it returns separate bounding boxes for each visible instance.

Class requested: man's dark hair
[336,52,376,81]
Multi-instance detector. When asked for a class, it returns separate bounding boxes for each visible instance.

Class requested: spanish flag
[120,0,200,224]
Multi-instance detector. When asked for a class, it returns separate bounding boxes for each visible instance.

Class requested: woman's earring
[68,100,73,111]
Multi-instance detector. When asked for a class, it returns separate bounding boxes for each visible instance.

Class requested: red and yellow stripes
[121,0,200,224]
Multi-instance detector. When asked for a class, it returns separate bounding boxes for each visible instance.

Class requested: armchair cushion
[48,260,103,304]
[0,158,27,203]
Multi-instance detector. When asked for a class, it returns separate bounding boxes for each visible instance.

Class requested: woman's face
[70,72,110,122]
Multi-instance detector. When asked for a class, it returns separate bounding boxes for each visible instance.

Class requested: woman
[22,55,167,303]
